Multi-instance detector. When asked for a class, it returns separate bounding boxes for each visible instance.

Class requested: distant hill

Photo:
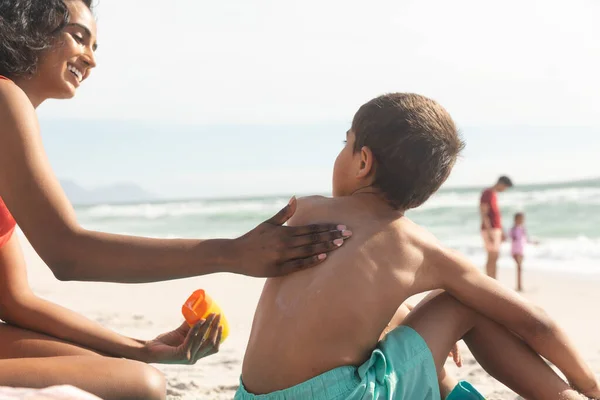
[60,180,157,205]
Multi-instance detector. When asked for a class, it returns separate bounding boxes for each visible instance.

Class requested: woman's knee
[125,361,166,400]
[139,364,166,400]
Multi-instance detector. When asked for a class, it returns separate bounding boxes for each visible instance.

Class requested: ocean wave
[77,186,600,220]
[416,186,600,211]
[71,184,600,276]
[444,234,600,266]
[78,199,287,220]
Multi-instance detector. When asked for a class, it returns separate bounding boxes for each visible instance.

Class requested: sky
[36,0,600,199]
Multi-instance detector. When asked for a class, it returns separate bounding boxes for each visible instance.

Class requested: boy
[236,94,599,399]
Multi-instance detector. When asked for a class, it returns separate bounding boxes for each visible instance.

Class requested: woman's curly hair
[0,0,93,78]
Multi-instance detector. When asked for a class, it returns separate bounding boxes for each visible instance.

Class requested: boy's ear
[356,146,375,179]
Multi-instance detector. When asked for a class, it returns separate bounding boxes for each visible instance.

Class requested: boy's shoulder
[296,195,332,208]
[290,196,338,226]
[288,196,352,226]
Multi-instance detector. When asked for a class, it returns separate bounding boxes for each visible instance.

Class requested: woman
[0,0,350,398]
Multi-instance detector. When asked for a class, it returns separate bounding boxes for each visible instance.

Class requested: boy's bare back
[239,93,599,398]
[242,195,443,393]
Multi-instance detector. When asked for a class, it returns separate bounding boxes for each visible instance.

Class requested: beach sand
[16,235,600,399]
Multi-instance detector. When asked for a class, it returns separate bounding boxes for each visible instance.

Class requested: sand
[10,235,600,399]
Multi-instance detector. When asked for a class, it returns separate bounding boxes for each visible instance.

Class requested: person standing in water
[479,176,513,279]
[510,212,539,292]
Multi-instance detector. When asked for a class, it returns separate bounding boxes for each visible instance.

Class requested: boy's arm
[435,247,598,393]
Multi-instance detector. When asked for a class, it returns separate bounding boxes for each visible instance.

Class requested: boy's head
[332,93,464,210]
[495,176,514,192]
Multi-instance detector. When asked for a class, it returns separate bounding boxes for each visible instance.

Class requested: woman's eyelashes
[71,33,85,45]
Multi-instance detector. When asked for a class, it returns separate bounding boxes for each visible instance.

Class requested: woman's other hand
[142,314,222,364]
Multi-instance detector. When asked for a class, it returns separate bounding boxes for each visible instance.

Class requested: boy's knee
[434,292,479,322]
[432,291,462,308]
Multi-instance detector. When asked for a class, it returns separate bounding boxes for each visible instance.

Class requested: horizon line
[63,175,600,207]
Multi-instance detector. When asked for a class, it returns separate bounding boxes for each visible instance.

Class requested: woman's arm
[1,290,146,360]
[0,235,140,361]
[0,81,349,283]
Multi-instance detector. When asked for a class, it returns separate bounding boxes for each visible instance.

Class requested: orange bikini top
[0,197,16,248]
[0,75,17,247]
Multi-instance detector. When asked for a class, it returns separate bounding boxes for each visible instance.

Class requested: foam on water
[417,186,600,211]
[82,198,288,220]
[74,182,600,275]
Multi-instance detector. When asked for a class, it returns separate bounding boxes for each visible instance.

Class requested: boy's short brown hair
[352,93,464,210]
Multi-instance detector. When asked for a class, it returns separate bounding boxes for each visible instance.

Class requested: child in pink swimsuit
[510,212,538,292]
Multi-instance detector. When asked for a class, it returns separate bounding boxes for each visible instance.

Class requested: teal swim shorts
[235,325,485,399]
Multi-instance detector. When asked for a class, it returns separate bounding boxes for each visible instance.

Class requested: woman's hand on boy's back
[231,196,352,277]
[141,314,222,364]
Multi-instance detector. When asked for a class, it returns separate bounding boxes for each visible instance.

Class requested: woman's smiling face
[34,0,98,99]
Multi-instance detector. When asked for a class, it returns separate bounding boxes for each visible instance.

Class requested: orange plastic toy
[181,289,229,343]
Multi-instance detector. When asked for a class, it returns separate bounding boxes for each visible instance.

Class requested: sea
[74,179,600,276]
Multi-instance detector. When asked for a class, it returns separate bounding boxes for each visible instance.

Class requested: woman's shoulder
[0,77,29,103]
[0,78,37,129]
